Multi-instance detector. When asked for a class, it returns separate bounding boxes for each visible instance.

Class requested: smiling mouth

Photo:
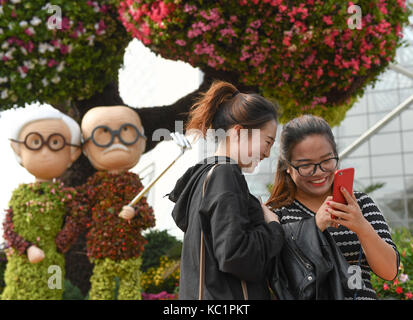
[309,177,327,186]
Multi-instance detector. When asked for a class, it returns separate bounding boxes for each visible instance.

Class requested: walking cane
[118,132,192,220]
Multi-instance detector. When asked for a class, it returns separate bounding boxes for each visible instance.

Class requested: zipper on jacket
[288,234,313,270]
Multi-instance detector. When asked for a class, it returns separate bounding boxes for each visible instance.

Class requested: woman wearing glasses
[266,115,399,300]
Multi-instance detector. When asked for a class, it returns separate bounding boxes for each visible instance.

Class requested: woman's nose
[262,147,270,159]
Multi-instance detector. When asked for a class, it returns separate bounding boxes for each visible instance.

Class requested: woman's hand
[258,197,280,224]
[315,196,340,231]
[327,187,398,280]
[326,187,369,235]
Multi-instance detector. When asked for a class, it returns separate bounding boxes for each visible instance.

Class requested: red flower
[405,292,413,300]
[396,287,403,295]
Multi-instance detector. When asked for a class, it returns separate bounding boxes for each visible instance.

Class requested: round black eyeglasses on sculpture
[83,123,146,148]
[289,157,339,177]
[10,132,80,152]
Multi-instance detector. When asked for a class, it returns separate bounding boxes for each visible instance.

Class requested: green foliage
[371,228,413,300]
[62,279,86,300]
[360,182,386,194]
[0,0,130,110]
[89,257,142,300]
[141,229,182,272]
[0,248,6,295]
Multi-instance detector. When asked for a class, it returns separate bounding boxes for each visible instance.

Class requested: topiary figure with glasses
[2,107,82,300]
[56,106,155,300]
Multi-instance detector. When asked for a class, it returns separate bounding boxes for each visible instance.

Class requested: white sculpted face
[81,106,146,174]
[10,119,81,181]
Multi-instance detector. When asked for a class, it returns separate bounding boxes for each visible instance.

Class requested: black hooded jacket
[168,156,284,300]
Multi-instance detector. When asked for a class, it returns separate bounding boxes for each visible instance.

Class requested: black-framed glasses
[83,123,146,148]
[9,132,80,151]
[289,157,339,177]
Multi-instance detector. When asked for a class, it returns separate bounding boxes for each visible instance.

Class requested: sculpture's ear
[10,140,23,165]
[70,147,82,163]
[82,143,89,158]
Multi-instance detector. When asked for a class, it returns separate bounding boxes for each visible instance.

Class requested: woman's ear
[232,124,244,140]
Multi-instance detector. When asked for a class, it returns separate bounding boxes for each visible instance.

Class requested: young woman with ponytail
[266,114,400,300]
[168,81,284,300]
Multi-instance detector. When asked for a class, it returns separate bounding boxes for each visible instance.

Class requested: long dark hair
[266,115,338,209]
[186,81,278,138]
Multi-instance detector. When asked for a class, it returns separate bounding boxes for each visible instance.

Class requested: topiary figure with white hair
[1,107,84,300]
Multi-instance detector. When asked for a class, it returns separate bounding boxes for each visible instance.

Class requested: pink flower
[60,44,71,55]
[48,59,58,68]
[405,292,413,300]
[323,16,333,25]
[24,28,35,37]
[282,36,291,46]
[25,41,34,53]
[316,67,323,79]
[400,273,409,283]
[184,4,197,14]
[250,20,262,29]
[175,39,186,46]
[62,17,71,31]
[279,5,287,12]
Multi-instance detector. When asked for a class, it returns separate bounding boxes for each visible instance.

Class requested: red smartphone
[332,168,355,204]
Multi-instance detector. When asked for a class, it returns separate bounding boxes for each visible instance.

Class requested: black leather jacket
[269,215,358,300]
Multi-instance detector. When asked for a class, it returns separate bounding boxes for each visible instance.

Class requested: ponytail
[186,81,238,138]
[186,80,278,139]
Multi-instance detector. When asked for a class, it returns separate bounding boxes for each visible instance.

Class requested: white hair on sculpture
[10,106,81,164]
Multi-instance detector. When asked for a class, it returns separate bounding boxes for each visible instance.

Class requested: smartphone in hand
[331,168,355,218]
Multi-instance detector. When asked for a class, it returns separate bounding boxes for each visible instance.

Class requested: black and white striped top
[272,191,400,300]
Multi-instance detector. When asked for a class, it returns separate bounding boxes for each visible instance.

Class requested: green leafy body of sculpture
[1,108,82,300]
[2,182,75,299]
